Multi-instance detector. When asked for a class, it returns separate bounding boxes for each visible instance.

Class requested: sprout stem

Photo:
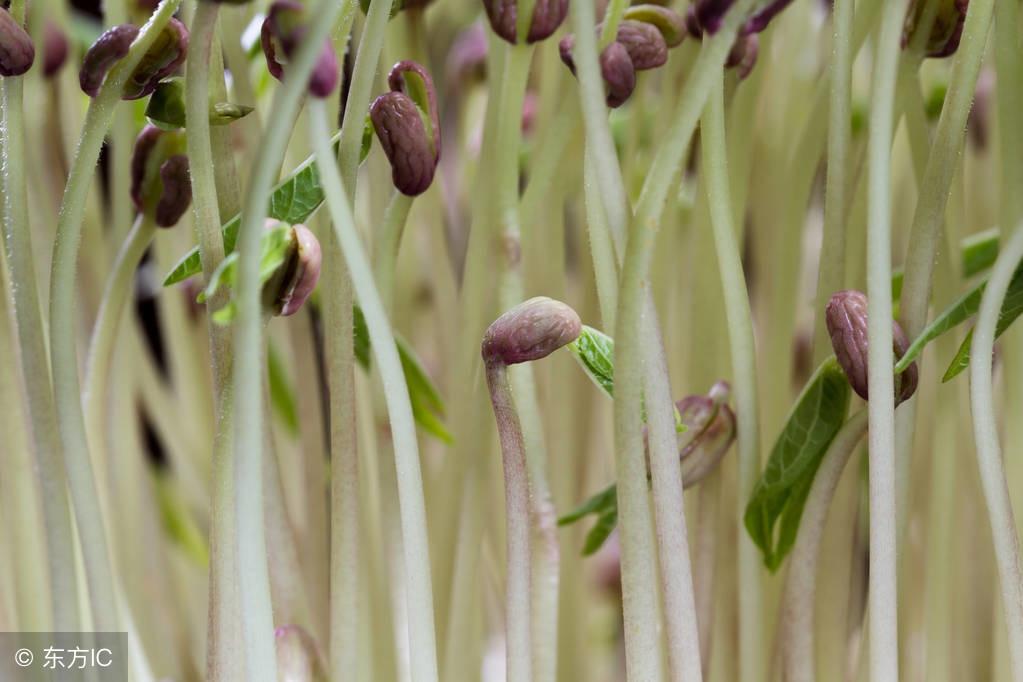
[864,1,910,679]
[374,190,414,314]
[812,0,854,361]
[969,221,1023,682]
[485,362,534,682]
[898,0,995,339]
[311,97,440,682]
[781,409,868,682]
[47,0,182,634]
[228,0,341,676]
[84,213,157,454]
[701,72,761,682]
[1,0,80,631]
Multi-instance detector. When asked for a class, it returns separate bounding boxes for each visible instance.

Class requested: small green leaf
[583,509,618,556]
[397,335,452,444]
[943,267,1023,381]
[154,475,209,566]
[744,357,851,571]
[897,259,1023,374]
[568,325,614,397]
[354,305,371,369]
[163,130,342,287]
[268,341,299,436]
[962,227,1000,278]
[895,279,987,372]
[558,484,617,526]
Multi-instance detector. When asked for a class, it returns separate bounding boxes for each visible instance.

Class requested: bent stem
[864,1,909,679]
[969,220,1023,682]
[310,98,440,682]
[485,362,534,682]
[48,0,182,633]
[84,214,158,455]
[0,0,80,631]
[781,409,868,682]
[228,0,341,677]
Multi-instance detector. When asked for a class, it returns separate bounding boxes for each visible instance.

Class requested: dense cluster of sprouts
[1,0,1021,680]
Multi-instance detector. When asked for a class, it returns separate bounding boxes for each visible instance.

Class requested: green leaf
[943,266,1023,381]
[354,305,371,369]
[896,259,1023,374]
[154,475,209,566]
[891,227,1000,301]
[162,130,342,287]
[743,357,851,571]
[962,227,1000,278]
[558,484,617,526]
[567,325,614,397]
[583,509,618,556]
[268,340,299,436]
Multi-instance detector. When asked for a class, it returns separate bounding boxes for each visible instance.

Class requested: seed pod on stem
[80,19,189,99]
[725,32,758,80]
[902,0,968,59]
[612,20,668,71]
[261,0,339,97]
[370,60,441,196]
[130,124,192,227]
[42,21,68,78]
[483,297,581,682]
[825,290,919,405]
[0,7,34,77]
[270,225,322,317]
[623,4,687,47]
[677,381,737,487]
[559,37,636,108]
[482,0,569,44]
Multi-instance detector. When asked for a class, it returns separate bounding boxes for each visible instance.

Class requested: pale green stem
[0,0,80,633]
[782,410,868,682]
[643,299,704,682]
[337,0,394,188]
[970,219,1023,682]
[490,40,562,682]
[485,362,534,682]
[322,6,375,677]
[613,4,756,671]
[812,0,855,361]
[570,0,628,246]
[229,0,341,676]
[48,0,182,634]
[84,214,157,453]
[897,0,995,339]
[311,98,439,682]
[701,73,760,682]
[374,190,415,314]
[864,2,909,679]
[185,6,241,679]
[599,0,628,47]
[582,149,619,328]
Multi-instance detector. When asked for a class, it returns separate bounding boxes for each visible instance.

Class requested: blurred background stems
[1,0,79,633]
[48,0,182,636]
